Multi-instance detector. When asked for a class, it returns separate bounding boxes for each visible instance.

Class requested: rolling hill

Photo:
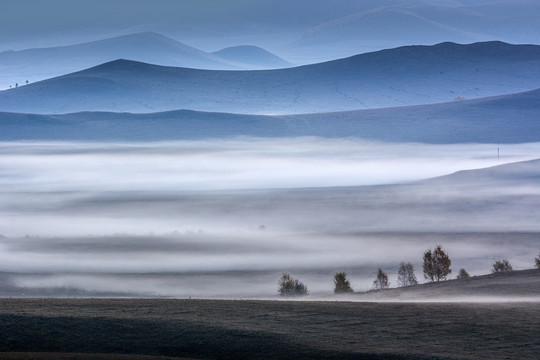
[1,88,539,143]
[0,32,293,89]
[1,41,540,114]
[211,45,293,69]
[352,268,540,302]
[295,1,540,59]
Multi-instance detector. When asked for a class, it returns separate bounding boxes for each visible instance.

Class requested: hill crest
[2,41,540,114]
[351,268,540,302]
[1,86,540,143]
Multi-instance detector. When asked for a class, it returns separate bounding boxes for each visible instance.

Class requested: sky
[2,0,540,62]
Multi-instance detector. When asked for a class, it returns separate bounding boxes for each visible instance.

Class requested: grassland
[0,298,538,360]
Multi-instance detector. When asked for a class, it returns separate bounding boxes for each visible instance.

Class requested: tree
[535,252,540,269]
[397,262,418,287]
[423,245,452,282]
[372,268,389,290]
[492,259,513,273]
[456,268,470,279]
[278,273,308,297]
[333,271,354,294]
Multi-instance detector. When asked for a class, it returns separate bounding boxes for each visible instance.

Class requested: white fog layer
[0,139,539,298]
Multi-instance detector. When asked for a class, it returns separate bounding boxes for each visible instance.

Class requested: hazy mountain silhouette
[1,41,539,114]
[211,45,293,69]
[1,87,539,143]
[292,1,540,62]
[0,32,293,89]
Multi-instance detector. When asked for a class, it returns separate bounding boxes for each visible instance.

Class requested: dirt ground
[0,298,538,360]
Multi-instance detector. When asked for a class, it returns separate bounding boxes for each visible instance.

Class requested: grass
[0,298,538,359]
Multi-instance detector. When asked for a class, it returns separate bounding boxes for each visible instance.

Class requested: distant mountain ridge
[211,45,293,69]
[1,41,539,114]
[293,1,540,63]
[0,32,293,89]
[1,87,540,143]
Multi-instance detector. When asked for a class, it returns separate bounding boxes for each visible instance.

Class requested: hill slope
[0,32,292,89]
[211,45,293,69]
[1,88,540,143]
[1,41,540,114]
[352,269,540,301]
[294,1,540,61]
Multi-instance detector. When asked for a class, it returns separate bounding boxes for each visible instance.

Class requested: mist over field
[1,139,539,297]
[1,3,539,360]
[0,0,539,301]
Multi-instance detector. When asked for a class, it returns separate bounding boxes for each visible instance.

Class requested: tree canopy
[372,268,389,290]
[492,259,513,273]
[456,268,470,279]
[278,273,309,296]
[397,262,418,287]
[423,245,452,282]
[333,271,354,294]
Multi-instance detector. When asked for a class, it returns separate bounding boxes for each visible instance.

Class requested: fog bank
[0,139,539,297]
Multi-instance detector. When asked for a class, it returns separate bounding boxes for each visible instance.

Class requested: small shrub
[333,271,354,294]
[456,268,470,279]
[535,252,540,269]
[492,259,513,273]
[278,273,309,297]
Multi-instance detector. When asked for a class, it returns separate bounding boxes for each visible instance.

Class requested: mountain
[290,1,540,63]
[211,45,293,69]
[1,41,540,114]
[1,88,540,143]
[0,32,293,89]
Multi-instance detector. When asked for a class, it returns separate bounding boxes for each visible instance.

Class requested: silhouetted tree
[535,252,540,269]
[372,268,389,290]
[278,273,308,296]
[333,271,354,294]
[492,259,513,273]
[25,80,29,85]
[423,245,452,282]
[456,268,470,279]
[397,262,418,287]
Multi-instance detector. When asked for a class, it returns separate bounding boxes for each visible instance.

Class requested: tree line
[278,247,540,296]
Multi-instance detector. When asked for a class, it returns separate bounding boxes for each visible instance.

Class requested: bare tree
[333,271,354,294]
[535,252,540,269]
[492,259,513,273]
[372,268,389,290]
[456,268,470,279]
[423,245,452,282]
[397,262,418,287]
[278,273,309,297]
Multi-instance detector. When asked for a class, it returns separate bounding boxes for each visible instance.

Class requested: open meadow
[1,297,539,360]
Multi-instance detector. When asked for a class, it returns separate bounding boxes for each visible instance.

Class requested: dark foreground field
[0,299,538,360]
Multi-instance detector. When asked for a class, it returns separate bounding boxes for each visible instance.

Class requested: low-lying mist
[1,139,538,192]
[0,138,539,298]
